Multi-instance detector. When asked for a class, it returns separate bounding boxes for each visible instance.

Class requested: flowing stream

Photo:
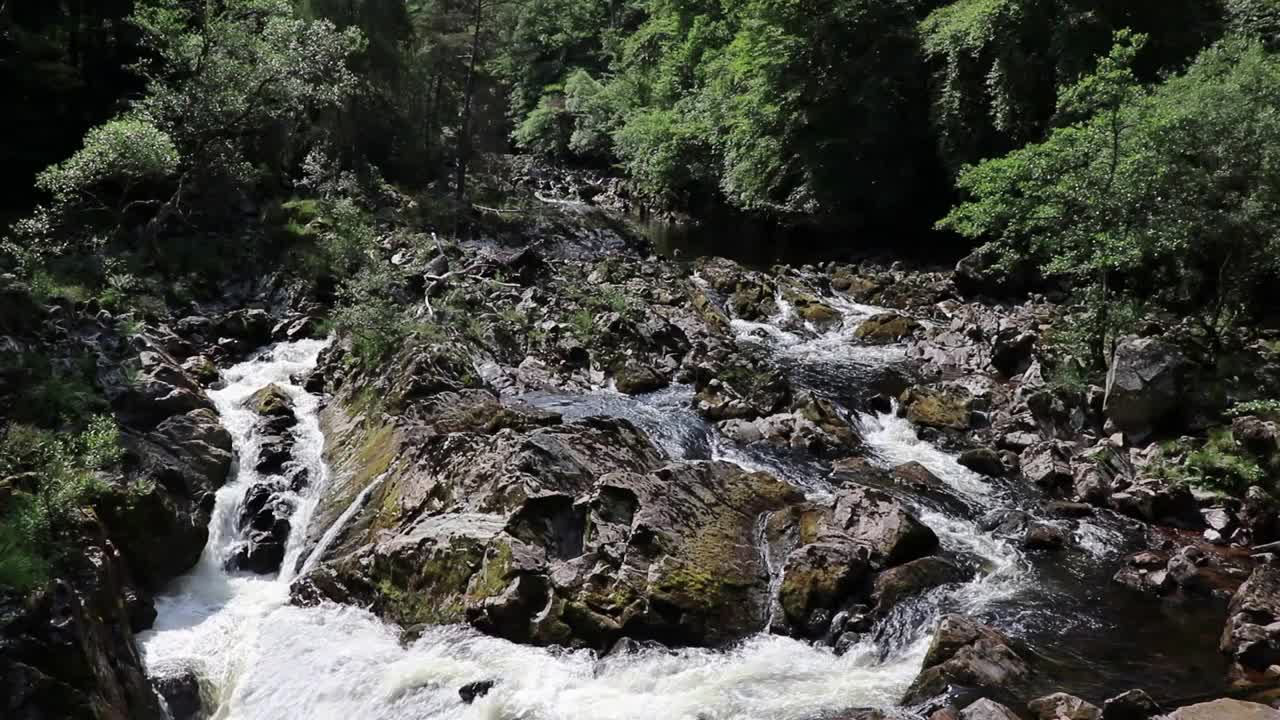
[141,290,1228,719]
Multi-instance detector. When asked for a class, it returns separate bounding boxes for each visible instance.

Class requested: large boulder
[871,556,969,613]
[0,515,165,720]
[899,384,974,431]
[961,699,1022,720]
[1104,337,1189,440]
[106,348,216,429]
[902,615,1032,707]
[1221,565,1280,687]
[1161,699,1280,719]
[778,542,870,626]
[103,409,233,588]
[855,313,921,344]
[298,406,813,649]
[1028,693,1102,720]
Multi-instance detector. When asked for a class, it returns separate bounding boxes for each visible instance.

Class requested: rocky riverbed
[6,213,1280,720]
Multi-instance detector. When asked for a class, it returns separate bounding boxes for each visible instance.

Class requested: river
[138,286,1227,719]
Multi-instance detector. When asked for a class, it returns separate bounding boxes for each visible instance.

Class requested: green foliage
[920,0,1226,173]
[0,417,124,592]
[8,0,363,273]
[513,91,573,158]
[1153,428,1266,495]
[1,352,106,428]
[1230,399,1280,419]
[35,116,179,206]
[941,33,1280,367]
[332,263,416,370]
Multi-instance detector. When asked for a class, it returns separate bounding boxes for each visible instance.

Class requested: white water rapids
[137,291,1067,719]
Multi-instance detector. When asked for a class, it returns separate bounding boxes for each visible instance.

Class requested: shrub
[0,417,124,592]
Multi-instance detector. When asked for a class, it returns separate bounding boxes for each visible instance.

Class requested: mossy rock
[778,541,870,624]
[855,313,921,344]
[899,385,972,430]
[246,384,293,417]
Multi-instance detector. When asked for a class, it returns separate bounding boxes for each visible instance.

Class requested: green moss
[467,541,514,600]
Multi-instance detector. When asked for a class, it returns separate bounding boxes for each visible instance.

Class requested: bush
[1153,428,1267,496]
[0,417,123,592]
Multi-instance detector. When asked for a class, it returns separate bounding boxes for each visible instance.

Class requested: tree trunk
[455,0,483,202]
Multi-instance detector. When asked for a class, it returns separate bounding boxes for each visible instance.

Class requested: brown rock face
[902,614,1032,707]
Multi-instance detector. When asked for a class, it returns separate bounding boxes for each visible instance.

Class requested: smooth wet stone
[459,679,495,703]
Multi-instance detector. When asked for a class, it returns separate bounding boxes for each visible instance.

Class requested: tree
[9,0,362,266]
[941,33,1280,368]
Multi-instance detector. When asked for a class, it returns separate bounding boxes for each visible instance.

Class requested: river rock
[0,514,165,720]
[1028,692,1101,720]
[613,361,669,395]
[871,556,969,612]
[104,408,233,588]
[1101,689,1160,719]
[1221,565,1280,686]
[151,668,203,720]
[961,699,1022,720]
[900,384,974,430]
[107,347,217,429]
[1108,479,1201,529]
[1103,337,1189,441]
[307,409,806,650]
[826,485,939,568]
[778,542,871,626]
[1023,522,1068,551]
[1234,416,1280,458]
[855,313,921,344]
[1020,441,1074,495]
[214,308,273,346]
[459,679,495,703]
[959,447,1005,476]
[902,615,1031,707]
[1161,699,1280,719]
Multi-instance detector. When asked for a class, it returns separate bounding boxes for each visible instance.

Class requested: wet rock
[871,556,969,612]
[778,542,870,626]
[151,668,203,720]
[902,615,1031,707]
[1104,337,1189,441]
[0,514,164,720]
[105,409,233,588]
[107,348,217,429]
[459,679,495,703]
[1221,565,1280,686]
[214,308,273,347]
[1243,486,1280,545]
[1100,689,1159,719]
[247,383,295,420]
[182,355,220,387]
[1020,441,1074,495]
[1023,522,1068,551]
[900,384,974,430]
[1109,480,1202,529]
[826,486,939,568]
[980,509,1031,537]
[855,312,921,344]
[1028,692,1101,720]
[990,330,1037,378]
[1042,501,1094,519]
[959,448,1005,477]
[613,361,669,395]
[1234,416,1280,458]
[1162,699,1280,719]
[961,699,1022,720]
